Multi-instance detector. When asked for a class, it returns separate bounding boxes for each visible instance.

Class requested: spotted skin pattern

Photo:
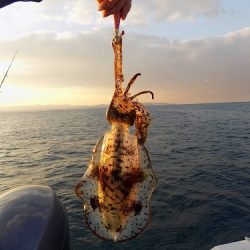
[75,31,157,242]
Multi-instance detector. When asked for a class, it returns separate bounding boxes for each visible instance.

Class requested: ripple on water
[1,104,250,249]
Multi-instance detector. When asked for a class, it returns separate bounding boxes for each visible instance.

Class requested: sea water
[0,103,250,250]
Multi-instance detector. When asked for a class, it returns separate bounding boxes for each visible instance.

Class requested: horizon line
[0,101,250,112]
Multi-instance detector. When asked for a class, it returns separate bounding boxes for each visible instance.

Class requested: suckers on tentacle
[107,31,154,144]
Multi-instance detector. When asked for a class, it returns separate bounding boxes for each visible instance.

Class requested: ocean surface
[0,103,250,250]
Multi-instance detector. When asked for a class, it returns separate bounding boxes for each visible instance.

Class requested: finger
[99,0,120,11]
[114,12,121,29]
[102,0,126,17]
[121,0,131,20]
[97,0,105,11]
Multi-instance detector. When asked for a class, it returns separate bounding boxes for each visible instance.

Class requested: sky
[0,0,250,109]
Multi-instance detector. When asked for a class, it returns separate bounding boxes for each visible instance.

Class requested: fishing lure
[75,29,157,242]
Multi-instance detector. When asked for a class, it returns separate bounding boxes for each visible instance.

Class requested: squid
[75,25,157,242]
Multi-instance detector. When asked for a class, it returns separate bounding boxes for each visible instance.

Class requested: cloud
[124,0,223,27]
[12,0,224,26]
[64,0,224,26]
[1,27,250,104]
[154,0,222,21]
[67,0,97,25]
[0,30,114,90]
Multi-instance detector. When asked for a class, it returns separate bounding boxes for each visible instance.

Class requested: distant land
[0,101,249,112]
[0,104,106,112]
[0,103,170,112]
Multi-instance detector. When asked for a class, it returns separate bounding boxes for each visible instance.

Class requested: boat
[0,185,70,250]
[211,237,250,250]
[1,185,250,249]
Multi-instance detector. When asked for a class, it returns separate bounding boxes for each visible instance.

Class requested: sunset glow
[1,1,250,110]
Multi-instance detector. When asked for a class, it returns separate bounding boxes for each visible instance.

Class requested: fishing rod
[0,49,19,89]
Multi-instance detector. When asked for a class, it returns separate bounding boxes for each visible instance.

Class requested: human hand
[97,0,132,20]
